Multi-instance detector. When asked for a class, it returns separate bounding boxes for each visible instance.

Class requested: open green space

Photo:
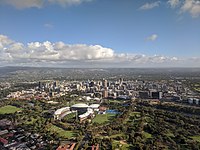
[92,114,116,124]
[190,135,200,142]
[110,133,125,139]
[165,132,175,137]
[112,140,131,150]
[63,112,76,120]
[194,88,200,92]
[143,132,152,139]
[49,124,77,139]
[25,117,37,125]
[194,84,200,87]
[129,112,141,118]
[0,105,22,114]
[108,99,124,104]
[124,112,141,123]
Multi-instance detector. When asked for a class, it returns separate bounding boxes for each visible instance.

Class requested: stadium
[54,103,100,121]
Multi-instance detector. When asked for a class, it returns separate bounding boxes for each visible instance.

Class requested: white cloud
[0,0,93,9]
[26,42,115,61]
[0,34,199,67]
[139,1,160,10]
[0,35,14,49]
[168,0,180,8]
[180,0,200,17]
[1,0,44,9]
[0,35,114,62]
[146,34,158,41]
[139,0,200,18]
[48,0,92,6]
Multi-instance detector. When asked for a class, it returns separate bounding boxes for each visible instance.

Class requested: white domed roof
[71,103,89,108]
[54,107,70,115]
[89,104,100,109]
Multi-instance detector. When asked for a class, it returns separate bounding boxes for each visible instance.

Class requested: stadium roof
[71,103,89,108]
[54,107,70,115]
[89,104,100,109]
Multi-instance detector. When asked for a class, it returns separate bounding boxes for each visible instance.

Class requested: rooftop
[71,103,89,108]
[54,107,70,115]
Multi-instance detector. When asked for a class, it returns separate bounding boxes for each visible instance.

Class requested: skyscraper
[102,79,107,88]
[102,89,108,98]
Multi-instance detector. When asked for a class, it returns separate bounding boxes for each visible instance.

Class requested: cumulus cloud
[0,0,93,9]
[168,0,180,8]
[0,34,198,67]
[180,0,200,17]
[25,42,114,61]
[0,35,14,49]
[146,34,158,41]
[0,35,114,62]
[139,1,160,10]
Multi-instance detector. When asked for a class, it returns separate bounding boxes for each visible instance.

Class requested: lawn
[143,132,152,138]
[125,112,141,123]
[108,100,124,104]
[92,114,116,124]
[194,88,200,92]
[112,140,131,150]
[110,133,125,138]
[194,84,200,87]
[190,135,200,142]
[129,112,141,117]
[49,125,76,139]
[62,112,76,120]
[0,105,22,114]
[25,118,37,125]
[165,132,175,138]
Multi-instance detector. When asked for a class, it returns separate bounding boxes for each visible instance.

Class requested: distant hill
[0,66,200,82]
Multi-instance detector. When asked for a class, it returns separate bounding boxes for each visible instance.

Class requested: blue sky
[0,0,200,67]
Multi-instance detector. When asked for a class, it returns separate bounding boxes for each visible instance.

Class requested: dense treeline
[2,97,200,149]
[83,102,200,149]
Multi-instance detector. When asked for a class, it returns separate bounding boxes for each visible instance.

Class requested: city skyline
[0,0,200,67]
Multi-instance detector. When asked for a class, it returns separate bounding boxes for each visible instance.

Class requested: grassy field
[129,112,141,117]
[112,140,131,150]
[194,88,200,92]
[108,99,124,104]
[25,118,37,125]
[165,132,175,137]
[123,112,141,123]
[49,125,76,139]
[143,132,152,138]
[110,133,125,138]
[190,135,200,142]
[92,114,116,124]
[0,105,22,114]
[63,112,76,120]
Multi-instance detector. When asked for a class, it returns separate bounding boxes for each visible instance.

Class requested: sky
[0,0,200,68]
